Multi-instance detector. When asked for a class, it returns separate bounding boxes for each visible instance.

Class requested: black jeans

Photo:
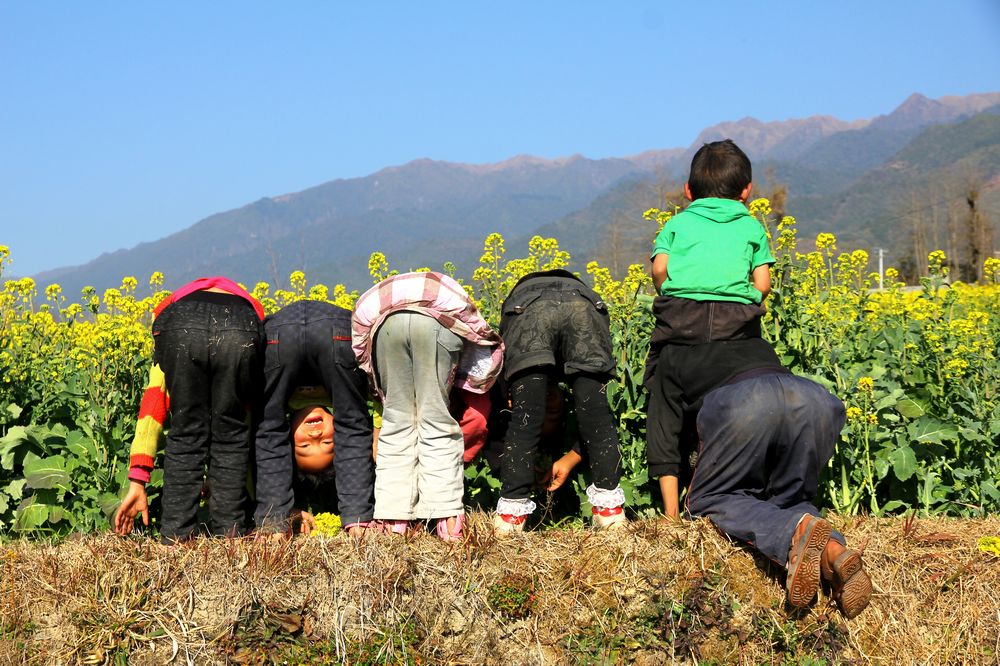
[153,293,263,540]
[500,370,622,500]
[255,300,374,529]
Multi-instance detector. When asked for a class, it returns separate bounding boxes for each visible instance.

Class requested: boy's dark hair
[687,139,752,200]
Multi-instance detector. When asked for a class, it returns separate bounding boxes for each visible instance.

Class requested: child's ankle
[822,538,847,578]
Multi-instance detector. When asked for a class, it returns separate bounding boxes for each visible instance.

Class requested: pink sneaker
[436,514,465,543]
[378,519,413,535]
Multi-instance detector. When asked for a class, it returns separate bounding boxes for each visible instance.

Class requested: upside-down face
[291,406,334,474]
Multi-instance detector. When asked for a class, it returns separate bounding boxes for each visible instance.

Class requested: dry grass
[0,513,998,665]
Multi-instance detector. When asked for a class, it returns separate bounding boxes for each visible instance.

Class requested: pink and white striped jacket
[351,271,504,401]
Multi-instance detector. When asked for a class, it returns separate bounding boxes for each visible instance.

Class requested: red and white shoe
[592,506,626,529]
[493,513,527,534]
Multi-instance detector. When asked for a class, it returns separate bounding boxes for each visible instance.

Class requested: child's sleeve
[650,226,673,259]
[751,224,776,269]
[452,389,490,464]
[127,363,169,484]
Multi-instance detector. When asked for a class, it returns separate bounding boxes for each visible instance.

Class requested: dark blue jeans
[687,373,846,565]
[255,300,374,529]
[153,293,263,541]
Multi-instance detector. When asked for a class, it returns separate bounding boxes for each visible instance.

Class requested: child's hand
[113,481,149,535]
[297,510,317,535]
[544,450,583,491]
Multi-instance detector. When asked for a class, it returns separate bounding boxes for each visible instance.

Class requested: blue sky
[2,2,999,276]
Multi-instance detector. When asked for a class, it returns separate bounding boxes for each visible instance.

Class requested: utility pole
[876,247,885,289]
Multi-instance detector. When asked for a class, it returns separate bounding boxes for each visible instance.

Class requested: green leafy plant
[487,574,537,620]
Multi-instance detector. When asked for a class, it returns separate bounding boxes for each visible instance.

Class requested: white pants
[374,312,464,519]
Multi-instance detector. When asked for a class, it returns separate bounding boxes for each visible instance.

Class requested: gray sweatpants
[374,312,464,520]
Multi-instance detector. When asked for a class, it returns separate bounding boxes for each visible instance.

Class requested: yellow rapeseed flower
[984,257,1000,283]
[309,284,329,301]
[289,271,307,293]
[252,282,270,301]
[310,512,342,537]
[368,252,390,282]
[979,536,1000,557]
[816,233,837,253]
[748,198,772,218]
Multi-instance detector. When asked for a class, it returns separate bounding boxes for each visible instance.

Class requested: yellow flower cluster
[471,233,578,323]
[979,536,1000,557]
[815,233,837,254]
[310,512,342,537]
[748,195,1000,399]
[775,216,797,251]
[368,252,391,282]
[0,275,156,415]
[642,207,678,233]
[252,272,358,314]
[747,197,772,218]
[586,261,621,304]
[585,261,654,330]
[0,265,360,401]
[289,271,307,294]
[928,250,948,277]
[985,257,1000,284]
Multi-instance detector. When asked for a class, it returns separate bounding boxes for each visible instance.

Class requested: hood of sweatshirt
[683,197,750,224]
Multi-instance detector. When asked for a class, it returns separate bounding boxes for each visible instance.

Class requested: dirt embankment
[1,515,998,665]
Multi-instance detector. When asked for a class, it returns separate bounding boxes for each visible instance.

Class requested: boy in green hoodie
[647,138,775,513]
[644,142,872,618]
[650,139,774,331]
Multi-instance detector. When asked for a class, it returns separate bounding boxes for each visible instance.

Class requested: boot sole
[832,550,872,619]
[787,516,833,608]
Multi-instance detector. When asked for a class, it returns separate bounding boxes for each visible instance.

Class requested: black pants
[153,293,263,540]
[500,370,621,500]
[255,300,374,528]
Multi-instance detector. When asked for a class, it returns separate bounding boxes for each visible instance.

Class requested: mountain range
[36,92,1000,295]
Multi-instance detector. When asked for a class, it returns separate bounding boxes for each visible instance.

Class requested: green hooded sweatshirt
[651,197,775,304]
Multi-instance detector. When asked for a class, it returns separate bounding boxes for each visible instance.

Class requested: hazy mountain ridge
[817,113,1000,247]
[37,156,648,292]
[690,115,868,164]
[33,91,1000,294]
[533,104,1000,269]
